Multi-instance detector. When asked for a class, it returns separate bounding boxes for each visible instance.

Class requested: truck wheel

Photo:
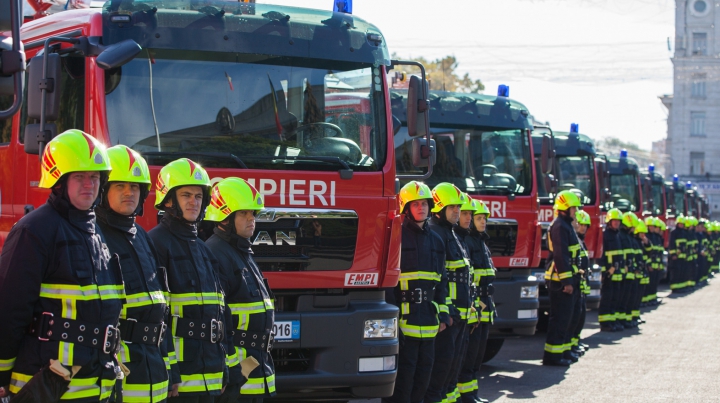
[482,338,505,363]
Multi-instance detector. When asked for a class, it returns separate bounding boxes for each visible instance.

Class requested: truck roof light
[673,174,679,182]
[333,0,352,13]
[686,181,693,189]
[497,84,509,97]
[570,123,579,133]
[648,164,655,173]
[620,149,628,158]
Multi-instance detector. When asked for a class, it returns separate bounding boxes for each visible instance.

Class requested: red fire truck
[392,86,546,361]
[0,0,439,399]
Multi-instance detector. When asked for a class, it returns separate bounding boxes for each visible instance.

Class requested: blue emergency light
[686,181,693,189]
[497,84,510,97]
[620,149,628,158]
[570,123,579,133]
[673,174,679,182]
[333,0,352,13]
[649,164,655,173]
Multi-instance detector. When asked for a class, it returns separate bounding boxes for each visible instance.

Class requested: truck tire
[482,338,505,363]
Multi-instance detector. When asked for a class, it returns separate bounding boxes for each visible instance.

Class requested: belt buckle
[210,319,218,343]
[157,322,167,347]
[414,288,423,304]
[103,325,119,355]
[37,312,54,341]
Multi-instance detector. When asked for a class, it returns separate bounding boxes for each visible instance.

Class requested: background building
[663,0,720,219]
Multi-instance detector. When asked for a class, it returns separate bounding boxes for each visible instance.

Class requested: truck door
[0,99,14,244]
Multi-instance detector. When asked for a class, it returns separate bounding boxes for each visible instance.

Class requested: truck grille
[486,219,518,257]
[271,348,312,373]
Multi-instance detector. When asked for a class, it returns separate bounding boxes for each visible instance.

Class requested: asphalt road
[352,280,720,403]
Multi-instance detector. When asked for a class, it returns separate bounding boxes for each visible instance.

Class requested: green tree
[393,54,484,93]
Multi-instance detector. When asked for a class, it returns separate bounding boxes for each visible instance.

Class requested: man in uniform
[599,208,624,332]
[96,145,180,402]
[542,190,582,366]
[383,181,447,403]
[148,159,230,403]
[668,216,688,294]
[205,177,276,403]
[0,130,124,402]
[458,198,494,403]
[424,183,470,403]
[617,212,637,329]
[568,210,591,356]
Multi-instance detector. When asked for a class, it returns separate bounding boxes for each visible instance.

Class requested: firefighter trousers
[457,322,490,403]
[632,279,644,319]
[598,274,615,324]
[424,318,463,403]
[384,335,435,403]
[543,282,579,361]
[621,278,637,322]
[669,259,685,291]
[570,294,586,346]
[444,319,469,400]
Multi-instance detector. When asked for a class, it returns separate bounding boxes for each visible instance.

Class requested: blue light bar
[620,149,628,158]
[570,123,579,133]
[497,84,509,97]
[686,181,692,189]
[673,174,679,182]
[333,0,352,13]
[648,164,655,173]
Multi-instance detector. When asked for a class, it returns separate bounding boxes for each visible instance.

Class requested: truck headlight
[590,271,602,282]
[364,318,397,339]
[520,285,538,299]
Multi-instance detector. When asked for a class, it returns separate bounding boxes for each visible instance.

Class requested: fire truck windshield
[396,127,532,195]
[676,189,686,215]
[556,156,596,205]
[607,173,640,212]
[105,50,387,171]
[645,182,664,215]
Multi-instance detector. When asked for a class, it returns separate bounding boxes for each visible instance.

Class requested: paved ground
[352,280,720,402]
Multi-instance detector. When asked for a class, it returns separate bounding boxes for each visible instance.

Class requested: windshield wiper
[141,151,247,169]
[241,155,353,179]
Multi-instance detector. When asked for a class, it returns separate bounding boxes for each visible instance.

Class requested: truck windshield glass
[675,190,685,215]
[608,174,640,212]
[105,50,386,171]
[556,156,595,205]
[396,128,532,195]
[645,183,664,215]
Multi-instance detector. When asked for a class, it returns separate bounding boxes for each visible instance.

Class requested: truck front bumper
[490,270,539,336]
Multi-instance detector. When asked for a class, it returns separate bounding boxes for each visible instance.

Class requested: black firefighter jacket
[148,215,229,397]
[546,213,579,287]
[206,228,276,397]
[96,206,178,402]
[0,193,124,402]
[429,217,473,322]
[465,229,496,323]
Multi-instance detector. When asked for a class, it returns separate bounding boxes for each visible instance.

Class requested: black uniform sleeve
[0,226,47,386]
[212,249,244,386]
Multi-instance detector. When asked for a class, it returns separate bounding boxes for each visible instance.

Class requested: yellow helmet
[473,199,490,216]
[621,212,636,228]
[40,129,111,188]
[554,190,581,211]
[206,177,264,222]
[576,209,591,225]
[658,220,667,231]
[605,208,623,223]
[398,181,433,214]
[635,220,648,234]
[644,216,656,227]
[461,193,475,211]
[431,183,465,213]
[154,158,211,210]
[106,145,151,189]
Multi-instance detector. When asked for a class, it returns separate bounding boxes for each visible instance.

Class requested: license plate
[273,320,300,341]
[533,271,545,279]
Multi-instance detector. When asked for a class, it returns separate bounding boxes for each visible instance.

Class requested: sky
[258,0,676,150]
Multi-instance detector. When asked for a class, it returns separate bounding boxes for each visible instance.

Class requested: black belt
[29,312,120,355]
[118,318,166,347]
[233,329,273,352]
[447,271,469,284]
[400,288,435,304]
[478,285,494,297]
[172,316,224,343]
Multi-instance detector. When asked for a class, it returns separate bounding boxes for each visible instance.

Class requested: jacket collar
[48,191,96,234]
[160,213,197,240]
[213,226,253,254]
[95,205,137,235]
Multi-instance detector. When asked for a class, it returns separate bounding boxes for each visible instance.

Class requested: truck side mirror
[95,39,142,70]
[24,123,57,154]
[411,137,435,168]
[27,53,61,121]
[540,133,554,175]
[407,75,429,138]
[0,0,26,119]
[544,174,555,194]
[392,114,401,136]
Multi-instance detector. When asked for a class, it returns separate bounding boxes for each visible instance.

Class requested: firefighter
[148,159,231,403]
[205,178,276,403]
[632,220,649,325]
[642,217,662,306]
[686,217,698,290]
[383,181,447,403]
[568,209,591,355]
[599,208,624,332]
[0,130,124,402]
[424,183,471,403]
[542,190,582,366]
[96,145,180,402]
[458,198,494,403]
[668,215,688,294]
[709,222,718,277]
[616,212,637,329]
[697,218,710,286]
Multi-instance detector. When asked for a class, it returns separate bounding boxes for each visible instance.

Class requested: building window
[693,32,707,55]
[691,152,705,175]
[691,111,706,136]
[692,73,707,98]
[692,0,710,16]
